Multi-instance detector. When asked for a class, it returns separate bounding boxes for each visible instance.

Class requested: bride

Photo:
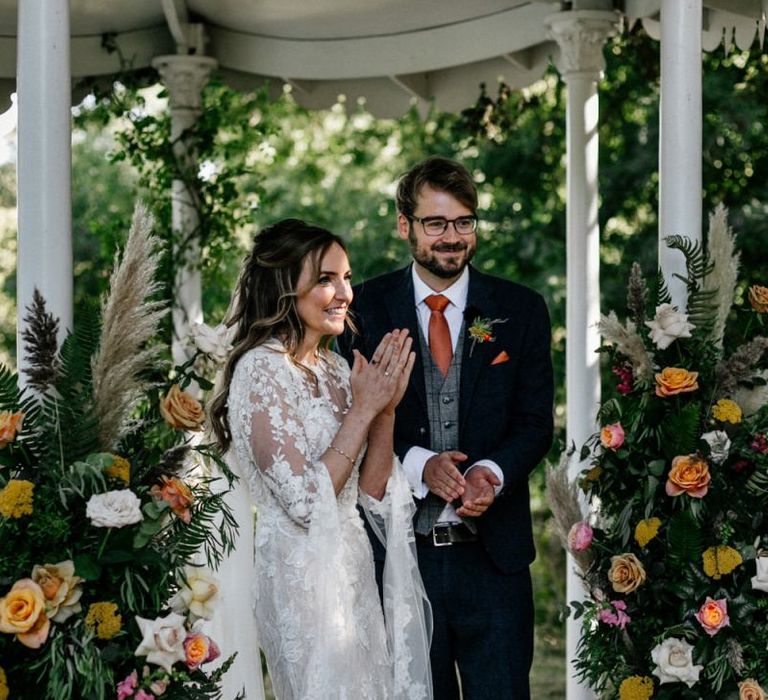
[209,219,432,699]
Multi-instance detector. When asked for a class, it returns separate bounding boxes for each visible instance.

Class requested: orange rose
[151,475,195,523]
[666,454,711,498]
[655,367,699,397]
[183,631,220,670]
[160,384,204,431]
[0,579,50,648]
[748,285,768,313]
[608,553,646,593]
[739,679,767,700]
[0,411,24,448]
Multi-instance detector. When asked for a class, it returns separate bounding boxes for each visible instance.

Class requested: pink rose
[600,422,625,450]
[695,597,729,636]
[567,521,593,552]
[135,691,155,700]
[116,671,138,700]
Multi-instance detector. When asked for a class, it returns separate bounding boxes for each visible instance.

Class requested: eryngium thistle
[21,288,60,392]
[91,203,168,450]
[726,637,746,675]
[626,262,648,326]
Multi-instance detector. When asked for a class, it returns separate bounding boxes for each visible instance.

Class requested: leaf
[73,554,101,581]
[661,402,701,459]
[666,511,704,565]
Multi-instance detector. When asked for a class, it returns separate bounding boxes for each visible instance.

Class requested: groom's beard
[408,226,476,279]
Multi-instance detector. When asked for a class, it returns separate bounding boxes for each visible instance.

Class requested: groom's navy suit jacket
[341,264,554,574]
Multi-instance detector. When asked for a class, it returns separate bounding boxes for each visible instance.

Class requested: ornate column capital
[151,55,218,113]
[545,10,621,80]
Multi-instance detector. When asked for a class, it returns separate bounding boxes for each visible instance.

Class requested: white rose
[700,430,731,465]
[169,566,220,621]
[651,637,703,688]
[85,489,143,528]
[751,555,768,594]
[645,304,695,350]
[188,322,232,364]
[134,612,187,672]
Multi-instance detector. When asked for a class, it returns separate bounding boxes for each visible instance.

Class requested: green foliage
[0,300,236,696]
[573,230,768,697]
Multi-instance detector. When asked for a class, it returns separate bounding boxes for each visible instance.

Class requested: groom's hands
[423,451,467,502]
[455,466,500,518]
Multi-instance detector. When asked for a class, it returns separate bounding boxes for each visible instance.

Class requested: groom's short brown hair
[396,156,478,218]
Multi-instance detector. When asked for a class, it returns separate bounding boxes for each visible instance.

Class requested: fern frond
[36,312,102,468]
[654,270,672,307]
[665,235,714,285]
[0,364,44,467]
[91,203,168,451]
[664,235,718,334]
[666,511,704,566]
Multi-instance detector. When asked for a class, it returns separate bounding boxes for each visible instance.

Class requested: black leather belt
[418,522,479,547]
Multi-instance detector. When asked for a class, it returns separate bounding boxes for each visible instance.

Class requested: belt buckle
[432,523,453,547]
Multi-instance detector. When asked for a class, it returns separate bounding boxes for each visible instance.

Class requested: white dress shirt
[401,265,504,523]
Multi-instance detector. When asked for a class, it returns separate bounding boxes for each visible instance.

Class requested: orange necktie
[425,294,453,376]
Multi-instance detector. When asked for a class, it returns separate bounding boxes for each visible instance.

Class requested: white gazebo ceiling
[0,0,766,116]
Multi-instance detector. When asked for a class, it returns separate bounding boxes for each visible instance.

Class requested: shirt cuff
[402,446,436,499]
[465,460,504,495]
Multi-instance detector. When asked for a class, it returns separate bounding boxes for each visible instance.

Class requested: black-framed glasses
[409,215,478,237]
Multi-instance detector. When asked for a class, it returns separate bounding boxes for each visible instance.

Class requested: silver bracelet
[329,444,356,466]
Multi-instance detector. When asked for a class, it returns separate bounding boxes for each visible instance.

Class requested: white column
[546,10,618,700]
[152,55,217,369]
[16,0,72,374]
[659,0,702,311]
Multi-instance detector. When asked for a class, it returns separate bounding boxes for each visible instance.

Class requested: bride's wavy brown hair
[209,218,351,451]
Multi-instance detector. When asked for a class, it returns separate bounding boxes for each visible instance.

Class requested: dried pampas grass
[702,204,740,348]
[92,203,168,450]
[597,312,654,382]
[546,451,593,576]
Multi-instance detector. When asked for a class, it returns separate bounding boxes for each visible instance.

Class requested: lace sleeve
[233,348,323,528]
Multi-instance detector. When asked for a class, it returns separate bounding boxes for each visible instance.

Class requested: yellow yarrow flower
[0,666,8,700]
[702,545,743,579]
[0,479,34,518]
[85,602,122,640]
[634,518,662,548]
[104,455,131,485]
[712,398,742,424]
[618,675,654,700]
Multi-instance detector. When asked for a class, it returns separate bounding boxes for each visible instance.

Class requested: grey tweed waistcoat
[413,321,475,535]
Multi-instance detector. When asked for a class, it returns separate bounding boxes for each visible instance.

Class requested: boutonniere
[464,305,508,356]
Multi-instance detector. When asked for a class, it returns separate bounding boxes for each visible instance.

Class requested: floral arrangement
[0,205,238,699]
[557,206,768,699]
[463,305,507,355]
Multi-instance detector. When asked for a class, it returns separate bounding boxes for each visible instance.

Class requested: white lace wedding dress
[222,340,431,700]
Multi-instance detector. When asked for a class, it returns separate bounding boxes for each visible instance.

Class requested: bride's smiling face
[295,242,353,348]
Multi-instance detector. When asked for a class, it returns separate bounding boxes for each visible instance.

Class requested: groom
[340,157,554,699]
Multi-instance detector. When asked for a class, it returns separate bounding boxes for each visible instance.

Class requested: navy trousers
[414,538,534,700]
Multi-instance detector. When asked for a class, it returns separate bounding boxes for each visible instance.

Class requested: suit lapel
[459,268,497,431]
[383,266,427,412]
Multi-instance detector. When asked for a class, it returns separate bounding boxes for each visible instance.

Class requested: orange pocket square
[491,350,510,366]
